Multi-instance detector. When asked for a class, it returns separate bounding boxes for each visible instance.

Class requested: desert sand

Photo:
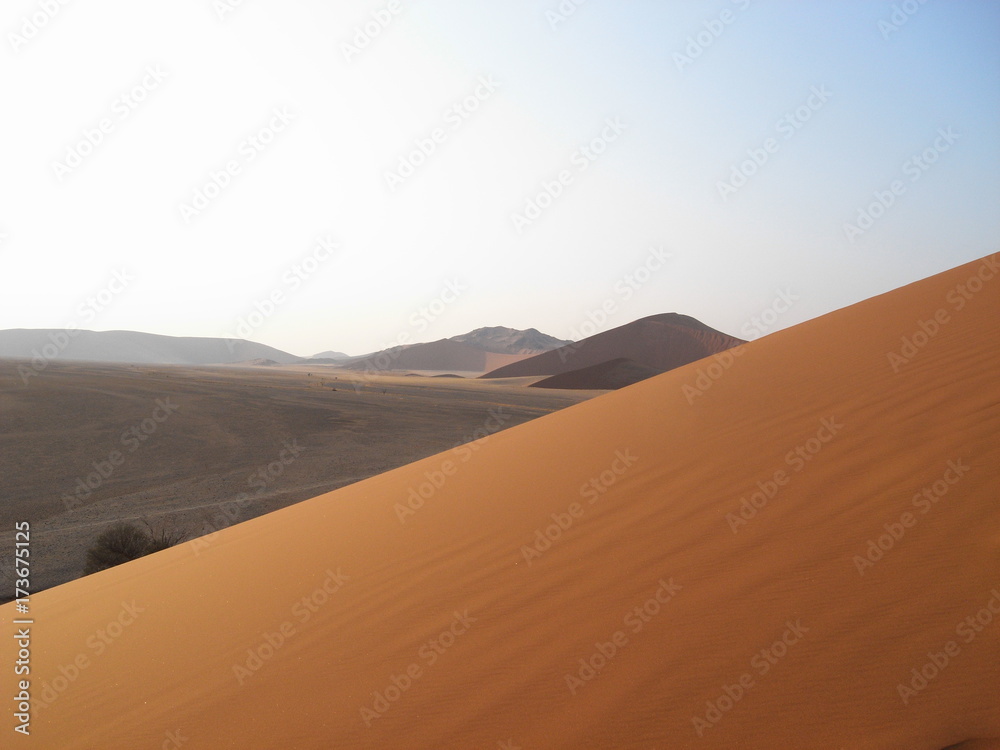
[0,363,592,598]
[2,255,998,748]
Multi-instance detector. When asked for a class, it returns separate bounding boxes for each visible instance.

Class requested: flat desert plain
[1,255,998,749]
[0,363,596,599]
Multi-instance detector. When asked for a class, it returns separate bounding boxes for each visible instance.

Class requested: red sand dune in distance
[482,312,746,379]
[4,255,999,748]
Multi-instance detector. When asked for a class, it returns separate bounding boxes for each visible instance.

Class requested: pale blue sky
[1,0,997,356]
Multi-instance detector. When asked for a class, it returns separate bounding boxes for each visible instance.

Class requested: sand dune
[481,312,745,380]
[3,255,998,748]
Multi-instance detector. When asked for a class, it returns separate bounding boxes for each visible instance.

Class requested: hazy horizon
[0,309,736,359]
[0,272,965,360]
[2,1,998,355]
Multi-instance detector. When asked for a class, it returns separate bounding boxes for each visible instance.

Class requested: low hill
[0,329,301,365]
[309,350,350,361]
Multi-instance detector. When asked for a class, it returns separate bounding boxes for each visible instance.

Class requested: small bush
[84,520,187,575]
[144,521,188,553]
[84,522,151,575]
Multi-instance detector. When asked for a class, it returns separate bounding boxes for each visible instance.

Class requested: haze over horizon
[2,1,998,356]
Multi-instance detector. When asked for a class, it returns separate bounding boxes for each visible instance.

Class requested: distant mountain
[0,325,570,374]
[310,350,350,361]
[482,313,745,383]
[338,339,530,374]
[530,358,663,390]
[337,326,569,374]
[0,329,302,366]
[448,326,570,355]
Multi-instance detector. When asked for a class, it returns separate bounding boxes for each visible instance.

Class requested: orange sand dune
[3,255,999,748]
[482,312,745,379]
